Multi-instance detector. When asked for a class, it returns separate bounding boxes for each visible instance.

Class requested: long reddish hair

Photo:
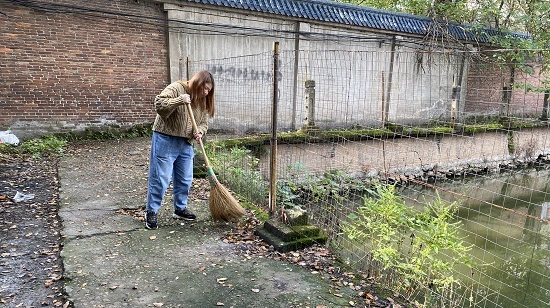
[189,70,215,117]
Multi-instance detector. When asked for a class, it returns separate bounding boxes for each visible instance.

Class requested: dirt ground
[0,138,414,308]
[0,157,66,307]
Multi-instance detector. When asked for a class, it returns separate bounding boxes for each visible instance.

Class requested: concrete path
[57,137,357,308]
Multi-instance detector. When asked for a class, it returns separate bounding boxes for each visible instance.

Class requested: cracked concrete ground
[58,137,359,308]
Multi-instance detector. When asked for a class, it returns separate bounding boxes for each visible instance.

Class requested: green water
[401,169,550,308]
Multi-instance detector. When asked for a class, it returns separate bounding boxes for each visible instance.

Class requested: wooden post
[269,42,280,217]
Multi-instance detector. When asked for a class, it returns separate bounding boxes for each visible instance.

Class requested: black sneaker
[145,211,158,229]
[173,208,196,221]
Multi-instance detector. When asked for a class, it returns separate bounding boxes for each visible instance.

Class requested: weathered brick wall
[1,0,546,139]
[0,0,168,139]
[464,62,506,116]
[511,68,547,116]
[465,59,546,118]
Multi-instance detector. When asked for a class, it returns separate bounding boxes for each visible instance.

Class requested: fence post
[269,42,280,217]
[301,80,319,132]
[291,22,300,131]
[384,36,397,124]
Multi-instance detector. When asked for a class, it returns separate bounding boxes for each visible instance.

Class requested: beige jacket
[152,81,209,143]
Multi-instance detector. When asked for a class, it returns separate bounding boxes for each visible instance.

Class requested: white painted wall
[164,3,468,134]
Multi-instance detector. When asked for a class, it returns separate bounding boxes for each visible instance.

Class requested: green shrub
[0,135,67,159]
[276,166,369,209]
[206,144,268,207]
[344,182,472,306]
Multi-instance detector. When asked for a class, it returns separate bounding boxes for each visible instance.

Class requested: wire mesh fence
[189,46,549,308]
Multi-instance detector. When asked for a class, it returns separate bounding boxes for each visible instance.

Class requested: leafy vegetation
[343,182,473,307]
[335,0,549,94]
[462,123,503,134]
[277,164,370,210]
[62,123,153,141]
[0,135,67,159]
[0,124,154,160]
[205,143,269,207]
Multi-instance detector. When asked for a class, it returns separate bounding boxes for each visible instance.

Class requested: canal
[400,168,550,308]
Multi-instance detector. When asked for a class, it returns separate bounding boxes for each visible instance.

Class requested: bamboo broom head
[209,181,246,222]
[183,101,244,222]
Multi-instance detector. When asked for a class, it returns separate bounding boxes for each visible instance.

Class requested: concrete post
[301,80,319,132]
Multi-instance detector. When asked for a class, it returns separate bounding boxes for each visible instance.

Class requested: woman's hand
[180,94,191,104]
[194,132,203,141]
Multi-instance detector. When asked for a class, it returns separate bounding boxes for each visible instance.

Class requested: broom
[185,103,246,221]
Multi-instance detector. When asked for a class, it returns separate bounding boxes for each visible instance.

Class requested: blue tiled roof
[178,0,530,43]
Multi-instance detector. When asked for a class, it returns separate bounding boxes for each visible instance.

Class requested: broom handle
[185,103,212,169]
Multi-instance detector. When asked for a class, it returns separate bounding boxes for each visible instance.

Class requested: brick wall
[1,0,546,139]
[0,0,168,139]
[465,59,546,118]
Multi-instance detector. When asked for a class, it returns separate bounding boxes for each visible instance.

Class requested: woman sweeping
[144,70,215,229]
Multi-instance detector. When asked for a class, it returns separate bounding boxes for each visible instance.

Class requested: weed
[344,182,472,307]
[0,135,67,159]
[276,167,370,210]
[206,144,268,207]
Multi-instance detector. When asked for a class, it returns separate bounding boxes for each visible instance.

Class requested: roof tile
[178,0,528,42]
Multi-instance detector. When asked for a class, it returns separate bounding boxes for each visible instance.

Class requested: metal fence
[189,47,549,308]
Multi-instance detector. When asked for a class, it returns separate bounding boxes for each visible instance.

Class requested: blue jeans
[146,132,195,214]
